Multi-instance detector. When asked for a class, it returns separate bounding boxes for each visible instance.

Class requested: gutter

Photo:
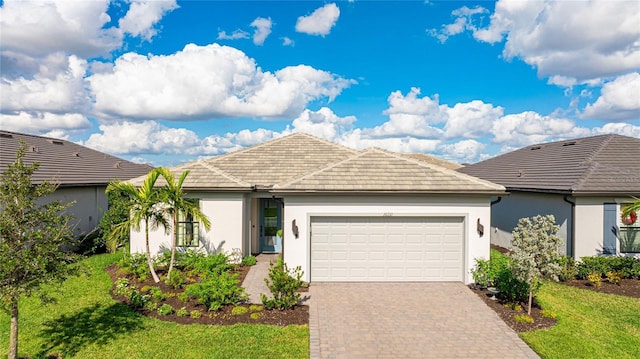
[563,195,576,258]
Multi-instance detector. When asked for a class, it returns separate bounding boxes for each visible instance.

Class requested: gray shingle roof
[458,134,640,195]
[0,130,152,186]
[127,132,503,194]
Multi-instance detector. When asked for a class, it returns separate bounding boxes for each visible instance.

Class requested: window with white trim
[619,203,639,253]
[177,199,200,247]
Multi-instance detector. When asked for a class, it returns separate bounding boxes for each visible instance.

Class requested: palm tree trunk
[145,221,160,283]
[8,296,18,359]
[168,212,178,279]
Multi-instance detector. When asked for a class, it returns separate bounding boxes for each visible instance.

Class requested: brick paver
[309,282,540,359]
[242,254,279,303]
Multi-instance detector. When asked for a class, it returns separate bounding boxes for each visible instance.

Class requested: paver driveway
[308,282,539,359]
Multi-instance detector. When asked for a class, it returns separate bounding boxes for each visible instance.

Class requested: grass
[521,281,640,359]
[0,253,308,359]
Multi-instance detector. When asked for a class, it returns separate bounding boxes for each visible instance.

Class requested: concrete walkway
[309,282,539,359]
[242,254,279,303]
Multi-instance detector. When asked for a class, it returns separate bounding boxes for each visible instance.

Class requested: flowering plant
[621,210,638,225]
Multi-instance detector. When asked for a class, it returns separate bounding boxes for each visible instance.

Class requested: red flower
[622,210,638,225]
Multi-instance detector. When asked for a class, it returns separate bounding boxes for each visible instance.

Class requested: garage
[310,216,464,282]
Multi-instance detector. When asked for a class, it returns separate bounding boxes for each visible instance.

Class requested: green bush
[514,314,534,323]
[540,309,557,319]
[176,307,189,317]
[242,255,258,266]
[113,277,132,297]
[606,270,622,285]
[118,253,150,281]
[556,256,578,281]
[184,252,231,277]
[496,266,531,303]
[185,272,247,311]
[149,286,167,303]
[587,272,602,288]
[157,304,174,316]
[472,249,512,288]
[177,292,189,303]
[261,258,304,310]
[190,309,202,319]
[577,256,640,279]
[129,290,150,308]
[250,312,263,320]
[165,269,186,289]
[231,306,249,316]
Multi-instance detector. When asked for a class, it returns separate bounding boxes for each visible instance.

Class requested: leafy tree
[106,169,168,283]
[99,187,133,254]
[510,215,563,315]
[0,143,80,359]
[156,168,211,279]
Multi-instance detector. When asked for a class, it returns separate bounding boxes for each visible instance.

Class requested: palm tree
[156,167,211,279]
[106,169,168,283]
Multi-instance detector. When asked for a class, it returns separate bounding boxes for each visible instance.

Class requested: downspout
[563,195,576,258]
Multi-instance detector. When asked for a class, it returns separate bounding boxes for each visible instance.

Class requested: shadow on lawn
[37,303,144,357]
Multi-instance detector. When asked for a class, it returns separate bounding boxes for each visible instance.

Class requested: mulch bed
[106,264,308,326]
[562,278,640,298]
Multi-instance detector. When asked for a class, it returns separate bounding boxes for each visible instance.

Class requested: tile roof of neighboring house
[273,148,503,193]
[132,132,503,194]
[0,130,152,186]
[458,134,640,195]
[397,152,463,170]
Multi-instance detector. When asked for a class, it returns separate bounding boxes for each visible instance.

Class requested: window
[177,199,200,247]
[619,203,639,253]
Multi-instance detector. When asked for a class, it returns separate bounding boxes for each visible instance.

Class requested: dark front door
[260,198,282,253]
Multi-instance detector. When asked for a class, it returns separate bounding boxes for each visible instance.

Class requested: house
[129,133,504,284]
[0,130,153,238]
[458,134,640,258]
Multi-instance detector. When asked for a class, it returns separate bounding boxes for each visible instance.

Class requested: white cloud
[0,111,90,135]
[339,130,441,153]
[88,43,355,121]
[250,17,272,45]
[441,139,486,163]
[118,0,179,41]
[436,0,640,82]
[217,29,250,40]
[592,122,640,138]
[286,107,356,141]
[491,111,591,147]
[296,3,340,36]
[581,73,640,121]
[428,6,488,43]
[0,54,88,113]
[444,100,503,138]
[282,37,295,46]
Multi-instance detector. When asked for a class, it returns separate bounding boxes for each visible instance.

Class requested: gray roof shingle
[458,134,640,195]
[0,130,152,186]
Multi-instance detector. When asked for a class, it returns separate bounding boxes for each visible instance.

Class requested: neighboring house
[0,130,152,238]
[459,134,640,259]
[129,133,504,284]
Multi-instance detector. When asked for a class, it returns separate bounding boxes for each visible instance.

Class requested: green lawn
[0,253,309,359]
[521,281,640,359]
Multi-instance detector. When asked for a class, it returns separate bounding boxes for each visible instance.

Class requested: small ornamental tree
[99,187,133,254]
[511,215,563,315]
[0,143,80,359]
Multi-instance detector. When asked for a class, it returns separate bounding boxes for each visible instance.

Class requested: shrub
[190,310,202,319]
[472,250,512,288]
[556,256,578,282]
[242,255,258,266]
[577,256,640,279]
[140,285,153,293]
[514,314,535,323]
[177,292,189,303]
[587,272,602,288]
[118,253,150,281]
[185,272,247,311]
[157,304,174,316]
[503,302,523,312]
[261,258,304,310]
[113,278,132,297]
[606,271,622,285]
[541,309,557,319]
[231,306,249,316]
[129,290,150,308]
[249,304,263,312]
[184,253,231,277]
[176,307,188,317]
[250,312,264,320]
[165,269,186,289]
[144,301,158,311]
[496,266,531,303]
[149,287,167,303]
[471,258,492,288]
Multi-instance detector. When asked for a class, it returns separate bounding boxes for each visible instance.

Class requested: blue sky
[1,0,638,166]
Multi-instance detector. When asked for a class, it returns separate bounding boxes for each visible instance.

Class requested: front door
[260,198,282,253]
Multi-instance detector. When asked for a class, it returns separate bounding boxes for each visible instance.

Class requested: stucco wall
[281,195,492,284]
[130,192,244,255]
[490,192,572,255]
[40,186,108,238]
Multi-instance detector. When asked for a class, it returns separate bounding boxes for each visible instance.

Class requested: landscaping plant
[0,143,81,359]
[261,258,304,310]
[510,215,563,315]
[185,272,247,311]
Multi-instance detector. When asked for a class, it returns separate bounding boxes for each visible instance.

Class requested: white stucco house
[129,133,504,284]
[459,134,640,259]
[0,130,152,239]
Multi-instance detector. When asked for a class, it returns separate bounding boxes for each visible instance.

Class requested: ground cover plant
[0,253,309,359]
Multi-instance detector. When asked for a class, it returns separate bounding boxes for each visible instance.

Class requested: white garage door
[311,216,464,282]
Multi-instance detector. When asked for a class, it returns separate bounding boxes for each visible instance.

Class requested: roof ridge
[571,134,615,191]
[373,148,505,190]
[196,160,251,187]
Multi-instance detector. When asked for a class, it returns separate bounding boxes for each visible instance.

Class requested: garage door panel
[311,216,464,282]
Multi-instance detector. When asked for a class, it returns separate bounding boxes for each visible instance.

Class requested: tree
[510,215,562,315]
[106,169,168,283]
[156,168,211,279]
[99,187,133,254]
[0,143,80,359]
